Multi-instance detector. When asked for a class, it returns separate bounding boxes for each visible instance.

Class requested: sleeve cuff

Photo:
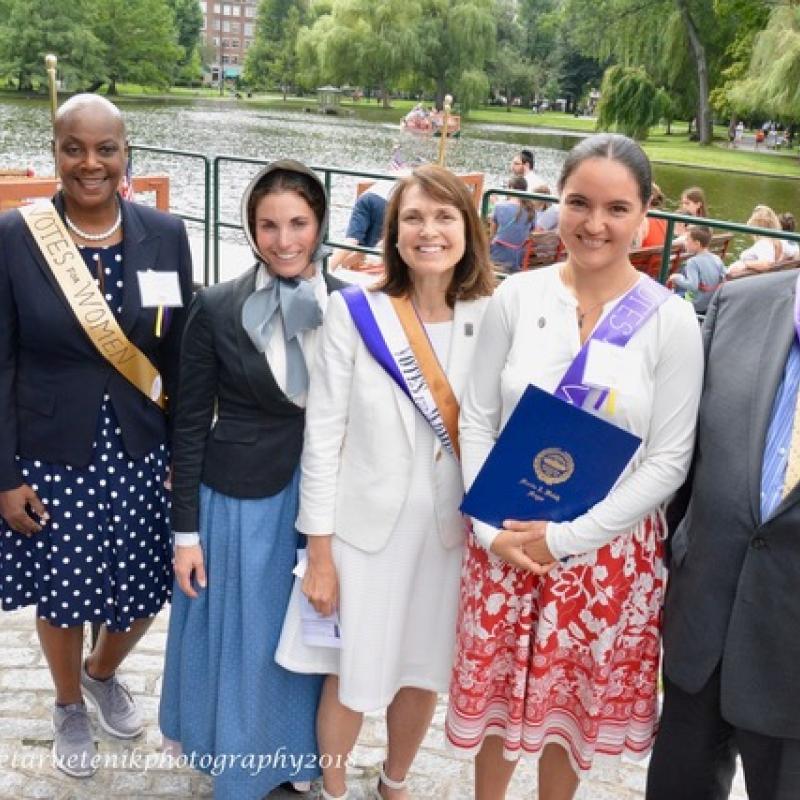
[472,520,501,551]
[545,521,570,562]
[173,532,200,547]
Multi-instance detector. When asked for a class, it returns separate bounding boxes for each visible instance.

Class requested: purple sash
[340,285,457,455]
[340,285,409,399]
[555,276,672,410]
[795,274,800,340]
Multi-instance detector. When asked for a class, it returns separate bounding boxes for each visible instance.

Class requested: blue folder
[460,384,642,528]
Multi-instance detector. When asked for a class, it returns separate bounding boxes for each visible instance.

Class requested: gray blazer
[662,268,800,740]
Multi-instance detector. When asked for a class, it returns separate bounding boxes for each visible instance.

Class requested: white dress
[276,322,462,711]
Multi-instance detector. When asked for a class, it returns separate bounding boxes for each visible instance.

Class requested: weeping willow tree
[728,4,800,119]
[597,65,668,139]
[563,0,757,144]
[297,0,420,107]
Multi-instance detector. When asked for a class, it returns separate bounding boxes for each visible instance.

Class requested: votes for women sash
[340,285,459,458]
[20,201,165,409]
[461,275,671,526]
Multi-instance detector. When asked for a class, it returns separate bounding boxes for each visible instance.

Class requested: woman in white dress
[276,164,495,799]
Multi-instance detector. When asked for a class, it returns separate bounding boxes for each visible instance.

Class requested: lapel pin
[464,322,474,336]
[538,317,546,328]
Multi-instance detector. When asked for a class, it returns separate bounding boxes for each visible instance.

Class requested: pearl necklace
[64,206,122,242]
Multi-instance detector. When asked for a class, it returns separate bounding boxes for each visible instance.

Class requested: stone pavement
[0,605,748,800]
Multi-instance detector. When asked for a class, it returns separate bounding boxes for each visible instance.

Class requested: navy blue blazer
[0,195,193,492]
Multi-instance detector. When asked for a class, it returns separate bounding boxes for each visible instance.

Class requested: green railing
[129,145,212,285]
[482,187,800,283]
[128,145,800,287]
[212,156,390,283]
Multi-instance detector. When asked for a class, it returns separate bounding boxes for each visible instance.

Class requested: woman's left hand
[502,519,557,566]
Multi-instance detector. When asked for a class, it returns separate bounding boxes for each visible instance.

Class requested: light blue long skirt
[159,473,323,799]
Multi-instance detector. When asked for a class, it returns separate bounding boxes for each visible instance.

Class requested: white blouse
[461,265,704,560]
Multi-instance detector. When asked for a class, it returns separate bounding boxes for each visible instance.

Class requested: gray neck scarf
[242,274,323,398]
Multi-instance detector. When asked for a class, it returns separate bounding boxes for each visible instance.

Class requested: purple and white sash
[340,285,457,456]
[555,276,672,411]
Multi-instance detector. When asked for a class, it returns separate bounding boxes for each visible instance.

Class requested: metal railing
[482,186,800,283]
[128,145,800,287]
[129,145,212,285]
[211,156,393,283]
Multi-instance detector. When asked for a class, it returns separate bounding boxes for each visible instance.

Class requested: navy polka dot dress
[0,244,173,632]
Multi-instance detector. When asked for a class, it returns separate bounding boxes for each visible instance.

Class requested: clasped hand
[490,519,557,574]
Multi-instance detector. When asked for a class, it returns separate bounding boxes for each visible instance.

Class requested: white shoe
[376,762,408,797]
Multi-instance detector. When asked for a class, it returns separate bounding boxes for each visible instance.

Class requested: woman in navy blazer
[0,94,192,777]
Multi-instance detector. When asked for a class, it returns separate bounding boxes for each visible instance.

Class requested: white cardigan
[297,290,490,553]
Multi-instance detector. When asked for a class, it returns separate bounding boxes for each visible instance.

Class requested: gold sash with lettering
[20,201,165,409]
[389,295,460,459]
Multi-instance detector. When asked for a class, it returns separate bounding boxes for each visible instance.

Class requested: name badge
[137,270,183,308]
[583,340,639,394]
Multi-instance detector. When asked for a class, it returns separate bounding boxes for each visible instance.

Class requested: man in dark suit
[647,268,800,800]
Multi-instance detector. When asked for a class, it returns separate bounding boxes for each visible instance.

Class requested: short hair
[686,226,711,248]
[246,167,326,238]
[520,149,534,169]
[54,93,126,140]
[557,133,652,207]
[780,212,796,233]
[380,164,495,306]
[507,175,528,192]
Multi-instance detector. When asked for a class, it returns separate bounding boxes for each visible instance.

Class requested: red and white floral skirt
[446,511,666,774]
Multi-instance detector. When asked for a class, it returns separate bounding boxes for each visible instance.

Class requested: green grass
[641,133,800,178]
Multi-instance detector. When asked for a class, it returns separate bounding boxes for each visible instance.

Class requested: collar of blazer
[23,194,161,337]
[391,296,488,452]
[749,276,799,522]
[232,263,345,415]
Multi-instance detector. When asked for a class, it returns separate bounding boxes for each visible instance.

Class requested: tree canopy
[0,0,795,132]
[0,0,188,92]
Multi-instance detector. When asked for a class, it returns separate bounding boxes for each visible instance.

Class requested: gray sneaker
[80,663,143,739]
[52,703,97,778]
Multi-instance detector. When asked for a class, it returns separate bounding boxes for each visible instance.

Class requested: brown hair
[507,174,536,223]
[681,186,707,218]
[558,133,652,207]
[780,212,796,233]
[246,168,326,239]
[379,164,495,306]
[649,182,665,209]
[686,225,711,248]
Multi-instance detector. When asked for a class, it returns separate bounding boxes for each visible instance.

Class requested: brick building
[199,0,259,82]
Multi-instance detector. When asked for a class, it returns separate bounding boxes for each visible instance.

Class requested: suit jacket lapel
[446,300,477,400]
[23,196,72,316]
[119,200,160,335]
[750,288,795,523]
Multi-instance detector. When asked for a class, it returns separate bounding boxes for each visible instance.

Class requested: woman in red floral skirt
[446,134,704,800]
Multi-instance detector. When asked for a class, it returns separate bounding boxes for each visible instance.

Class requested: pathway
[0,606,748,799]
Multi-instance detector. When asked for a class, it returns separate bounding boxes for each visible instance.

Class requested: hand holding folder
[460,385,642,529]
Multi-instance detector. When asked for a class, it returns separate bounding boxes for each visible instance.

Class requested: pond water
[2,96,798,265]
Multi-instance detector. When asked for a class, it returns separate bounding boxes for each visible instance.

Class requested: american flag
[119,156,135,201]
